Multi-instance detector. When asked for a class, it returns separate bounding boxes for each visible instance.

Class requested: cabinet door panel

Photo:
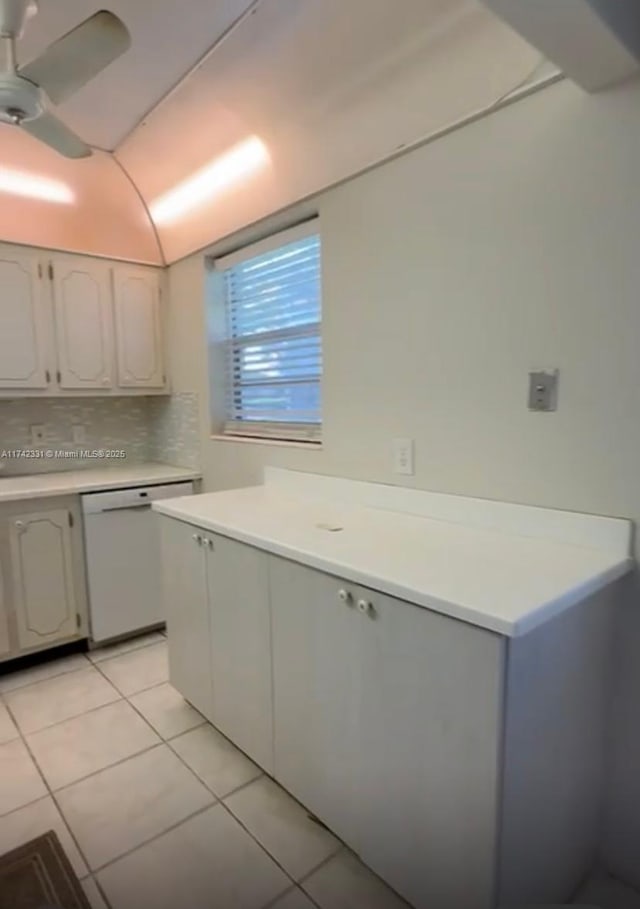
[159,518,213,720]
[270,557,360,845]
[0,559,10,659]
[9,510,78,651]
[113,267,165,388]
[53,260,113,390]
[0,251,48,389]
[208,535,272,771]
[357,588,503,909]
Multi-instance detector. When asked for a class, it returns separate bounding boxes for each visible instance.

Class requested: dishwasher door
[82,482,194,643]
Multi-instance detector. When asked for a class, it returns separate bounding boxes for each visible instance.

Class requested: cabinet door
[0,249,49,389]
[113,266,165,388]
[52,258,113,390]
[270,557,360,845]
[207,535,273,771]
[159,518,213,720]
[9,509,78,651]
[0,559,11,659]
[356,587,504,909]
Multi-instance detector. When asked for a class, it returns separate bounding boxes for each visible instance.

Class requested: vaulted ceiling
[0,0,636,265]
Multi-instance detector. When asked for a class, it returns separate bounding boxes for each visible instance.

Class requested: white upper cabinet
[52,258,114,391]
[0,248,50,390]
[0,243,168,397]
[113,265,166,389]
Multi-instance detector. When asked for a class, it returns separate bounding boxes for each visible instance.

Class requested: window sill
[210,433,323,451]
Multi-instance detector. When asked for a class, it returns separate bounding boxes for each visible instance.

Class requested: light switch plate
[528,371,559,412]
[393,438,415,476]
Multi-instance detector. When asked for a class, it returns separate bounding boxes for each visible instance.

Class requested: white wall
[167,75,640,888]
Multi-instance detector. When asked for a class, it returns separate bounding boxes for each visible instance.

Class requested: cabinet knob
[15,520,24,530]
[102,377,110,386]
[338,588,352,605]
[206,538,214,549]
[193,534,202,545]
[357,599,375,617]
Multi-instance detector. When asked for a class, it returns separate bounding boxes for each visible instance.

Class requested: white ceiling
[17,0,256,149]
[1,0,557,262]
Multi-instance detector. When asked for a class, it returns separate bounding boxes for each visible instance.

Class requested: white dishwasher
[82,481,194,643]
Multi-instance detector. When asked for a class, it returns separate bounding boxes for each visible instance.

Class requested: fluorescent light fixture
[0,168,75,204]
[150,136,270,226]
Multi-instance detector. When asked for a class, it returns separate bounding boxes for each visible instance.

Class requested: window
[216,224,322,442]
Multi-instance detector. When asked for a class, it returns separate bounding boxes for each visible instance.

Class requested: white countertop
[153,476,633,638]
[0,463,201,503]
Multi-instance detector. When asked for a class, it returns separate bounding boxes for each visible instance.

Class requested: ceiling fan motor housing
[0,0,38,38]
[0,72,43,123]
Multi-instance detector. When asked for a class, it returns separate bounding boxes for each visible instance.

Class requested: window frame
[213,220,323,444]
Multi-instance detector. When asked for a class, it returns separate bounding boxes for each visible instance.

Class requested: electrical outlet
[72,424,87,445]
[393,438,415,476]
[30,424,46,447]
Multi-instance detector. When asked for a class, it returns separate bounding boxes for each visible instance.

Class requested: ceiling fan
[0,0,130,158]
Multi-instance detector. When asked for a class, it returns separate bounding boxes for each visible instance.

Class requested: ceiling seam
[110,152,167,267]
[113,0,265,153]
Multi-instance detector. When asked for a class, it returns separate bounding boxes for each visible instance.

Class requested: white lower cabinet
[270,558,503,909]
[269,558,361,847]
[0,496,88,662]
[355,586,502,909]
[0,560,10,659]
[160,517,213,720]
[9,509,79,650]
[162,516,613,909]
[160,518,273,770]
[208,534,272,771]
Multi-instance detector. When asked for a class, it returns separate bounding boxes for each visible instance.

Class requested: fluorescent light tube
[150,136,269,225]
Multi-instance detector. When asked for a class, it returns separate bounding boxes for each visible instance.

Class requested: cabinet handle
[357,599,375,618]
[338,588,353,605]
[45,369,51,384]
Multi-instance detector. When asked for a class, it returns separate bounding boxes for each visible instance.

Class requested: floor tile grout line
[0,655,92,696]
[87,636,171,703]
[87,634,167,666]
[2,696,101,902]
[6,686,214,906]
[262,882,323,909]
[47,740,165,798]
[85,872,113,909]
[15,693,124,739]
[89,799,218,877]
[91,658,172,740]
[0,632,167,700]
[5,645,331,909]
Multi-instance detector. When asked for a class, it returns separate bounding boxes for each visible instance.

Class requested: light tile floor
[0,634,410,909]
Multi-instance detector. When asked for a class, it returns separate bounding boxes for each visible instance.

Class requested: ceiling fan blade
[22,111,92,158]
[19,10,130,104]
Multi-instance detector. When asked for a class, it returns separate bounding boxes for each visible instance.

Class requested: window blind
[222,231,322,441]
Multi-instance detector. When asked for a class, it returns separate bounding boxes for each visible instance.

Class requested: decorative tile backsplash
[0,394,201,475]
[148,393,201,471]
